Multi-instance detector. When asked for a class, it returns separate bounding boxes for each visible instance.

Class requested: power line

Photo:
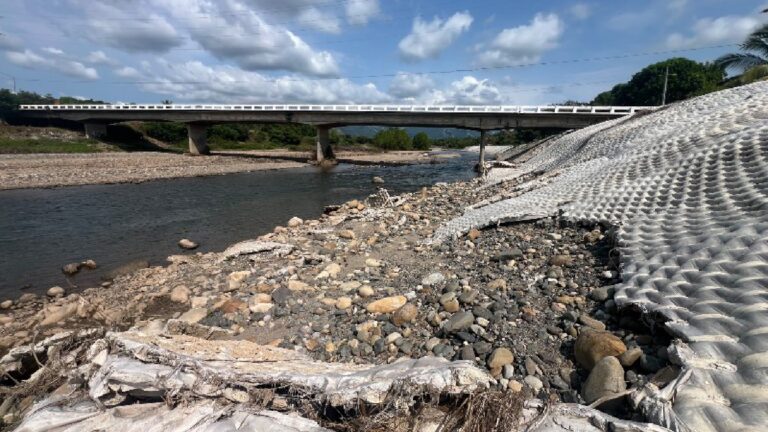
[10,43,738,88]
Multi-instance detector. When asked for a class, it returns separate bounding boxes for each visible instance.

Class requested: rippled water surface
[0,153,476,296]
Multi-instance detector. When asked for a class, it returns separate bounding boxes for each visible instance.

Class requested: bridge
[19,104,655,162]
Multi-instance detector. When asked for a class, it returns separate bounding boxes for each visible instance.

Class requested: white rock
[0,300,12,309]
[47,286,65,297]
[170,286,191,303]
[178,238,199,250]
[178,308,208,324]
[227,271,251,291]
[421,272,445,287]
[287,217,303,228]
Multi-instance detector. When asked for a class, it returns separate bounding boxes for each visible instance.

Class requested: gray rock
[460,345,476,361]
[421,272,445,287]
[62,262,81,276]
[590,287,614,302]
[492,248,523,261]
[524,375,544,393]
[271,287,292,306]
[581,356,627,404]
[443,312,475,333]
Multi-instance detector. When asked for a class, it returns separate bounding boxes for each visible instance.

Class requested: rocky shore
[0,171,672,430]
[0,149,447,191]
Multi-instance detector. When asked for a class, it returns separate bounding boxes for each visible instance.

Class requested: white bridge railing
[19,104,655,115]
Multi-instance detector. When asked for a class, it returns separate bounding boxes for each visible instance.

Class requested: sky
[0,0,766,105]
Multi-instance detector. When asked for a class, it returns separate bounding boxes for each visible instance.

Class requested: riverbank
[0,168,666,429]
[0,150,451,191]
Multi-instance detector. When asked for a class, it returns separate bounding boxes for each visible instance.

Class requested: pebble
[487,347,514,369]
[590,287,614,301]
[62,262,81,276]
[336,297,352,310]
[338,230,356,240]
[578,315,606,331]
[508,380,523,392]
[443,311,475,333]
[487,279,507,290]
[178,238,199,250]
[364,258,382,268]
[358,285,375,298]
[460,345,476,361]
[0,300,12,309]
[287,280,311,291]
[618,347,643,367]
[366,296,407,314]
[372,176,384,184]
[170,285,191,303]
[524,375,544,393]
[392,303,417,326]
[287,217,303,228]
[421,272,445,287]
[46,286,65,297]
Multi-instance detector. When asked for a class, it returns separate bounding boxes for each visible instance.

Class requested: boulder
[366,296,407,314]
[178,239,199,250]
[227,271,251,291]
[178,308,208,324]
[338,230,356,240]
[372,176,385,184]
[392,303,417,326]
[581,356,627,404]
[619,347,643,368]
[575,329,627,370]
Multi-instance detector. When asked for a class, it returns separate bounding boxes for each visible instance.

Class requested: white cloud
[398,11,473,61]
[423,76,502,105]
[6,49,99,80]
[668,0,688,13]
[42,47,64,56]
[156,0,340,77]
[297,7,341,34]
[388,73,435,99]
[477,13,564,67]
[73,0,181,53]
[114,66,142,79]
[133,60,389,104]
[569,3,591,20]
[346,0,380,25]
[666,15,765,48]
[86,50,117,66]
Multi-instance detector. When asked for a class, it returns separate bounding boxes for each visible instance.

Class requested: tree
[412,132,430,150]
[590,58,724,106]
[716,23,768,74]
[373,128,411,150]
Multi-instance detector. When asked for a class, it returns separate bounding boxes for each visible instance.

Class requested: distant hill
[339,126,478,139]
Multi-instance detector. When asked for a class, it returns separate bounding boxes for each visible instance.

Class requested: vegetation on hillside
[592,58,725,106]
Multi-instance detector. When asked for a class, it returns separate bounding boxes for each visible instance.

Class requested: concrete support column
[478,130,487,176]
[84,123,107,139]
[187,123,210,155]
[315,125,335,162]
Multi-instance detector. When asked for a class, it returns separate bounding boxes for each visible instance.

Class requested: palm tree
[715,23,768,73]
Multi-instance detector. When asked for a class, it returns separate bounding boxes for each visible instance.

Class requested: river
[0,153,477,297]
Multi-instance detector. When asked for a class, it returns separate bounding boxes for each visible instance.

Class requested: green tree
[591,58,725,106]
[716,23,768,74]
[373,128,411,150]
[412,132,430,150]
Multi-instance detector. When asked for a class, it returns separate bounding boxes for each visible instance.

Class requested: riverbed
[0,153,476,297]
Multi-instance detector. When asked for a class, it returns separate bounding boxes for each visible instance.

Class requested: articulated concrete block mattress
[436,81,768,432]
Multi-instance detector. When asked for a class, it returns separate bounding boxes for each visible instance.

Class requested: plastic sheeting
[436,81,768,431]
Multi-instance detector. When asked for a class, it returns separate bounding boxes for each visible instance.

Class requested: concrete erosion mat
[437,81,768,431]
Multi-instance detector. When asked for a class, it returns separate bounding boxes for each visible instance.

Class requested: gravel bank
[0,150,452,191]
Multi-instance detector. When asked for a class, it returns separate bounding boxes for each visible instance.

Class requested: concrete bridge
[19,104,655,162]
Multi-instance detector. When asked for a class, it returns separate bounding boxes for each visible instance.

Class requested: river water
[0,153,477,297]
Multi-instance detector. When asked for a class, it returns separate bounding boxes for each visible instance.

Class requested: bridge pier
[187,124,210,155]
[316,125,335,163]
[84,123,107,139]
[478,130,487,175]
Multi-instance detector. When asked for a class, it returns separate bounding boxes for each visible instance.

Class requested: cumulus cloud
[73,0,181,53]
[42,47,64,56]
[388,73,435,99]
[297,7,341,34]
[569,3,591,20]
[398,11,473,61]
[133,60,389,104]
[6,49,99,80]
[156,0,339,76]
[476,13,563,67]
[346,0,380,25]
[114,66,142,79]
[666,15,765,48]
[86,50,117,66]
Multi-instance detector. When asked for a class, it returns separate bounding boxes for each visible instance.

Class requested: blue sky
[0,0,766,105]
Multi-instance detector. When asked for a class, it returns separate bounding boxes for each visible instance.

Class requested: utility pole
[661,66,670,106]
